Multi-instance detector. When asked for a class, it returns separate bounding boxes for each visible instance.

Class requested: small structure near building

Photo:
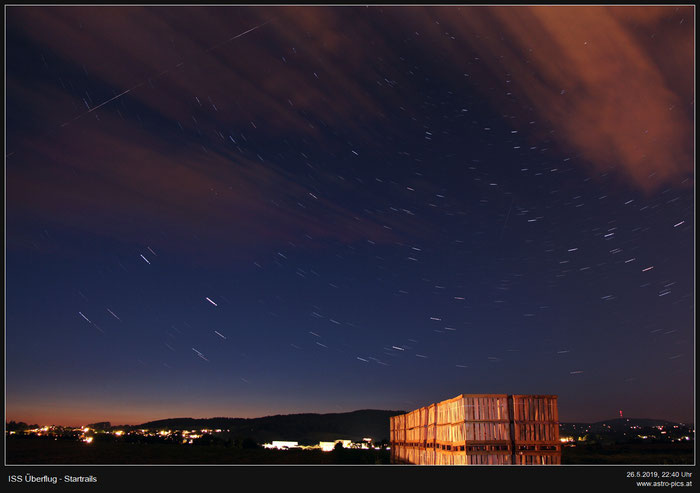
[319,439,352,452]
[263,441,299,450]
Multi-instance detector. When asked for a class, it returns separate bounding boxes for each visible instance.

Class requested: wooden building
[390,394,560,465]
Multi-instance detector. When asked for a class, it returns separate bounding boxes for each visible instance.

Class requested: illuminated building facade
[390,394,561,465]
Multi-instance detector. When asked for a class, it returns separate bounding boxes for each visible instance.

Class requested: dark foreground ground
[5,438,390,464]
[561,442,694,465]
[5,438,693,465]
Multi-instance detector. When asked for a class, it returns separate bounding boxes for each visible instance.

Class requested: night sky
[5,6,694,427]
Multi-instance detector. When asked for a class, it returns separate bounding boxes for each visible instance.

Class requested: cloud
[429,5,694,193]
[7,7,399,140]
[7,6,445,256]
[7,5,693,257]
[6,100,402,257]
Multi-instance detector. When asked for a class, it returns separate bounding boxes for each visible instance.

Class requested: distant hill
[129,410,405,444]
[106,414,691,446]
[560,418,690,435]
[587,418,683,432]
[593,418,683,427]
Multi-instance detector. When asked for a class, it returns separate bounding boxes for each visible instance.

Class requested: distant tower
[619,410,623,418]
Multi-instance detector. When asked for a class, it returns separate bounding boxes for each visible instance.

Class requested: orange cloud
[432,5,694,193]
[6,99,403,257]
[9,5,692,209]
[8,6,397,141]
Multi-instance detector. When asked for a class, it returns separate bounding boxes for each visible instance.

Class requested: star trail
[5,6,694,427]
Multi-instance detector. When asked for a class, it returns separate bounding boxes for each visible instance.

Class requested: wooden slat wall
[436,421,511,443]
[510,395,561,465]
[511,395,560,444]
[435,451,512,465]
[514,452,561,465]
[513,423,559,442]
[389,394,561,465]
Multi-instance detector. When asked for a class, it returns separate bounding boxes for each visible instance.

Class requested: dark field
[6,438,693,465]
[561,443,694,465]
[5,438,390,464]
